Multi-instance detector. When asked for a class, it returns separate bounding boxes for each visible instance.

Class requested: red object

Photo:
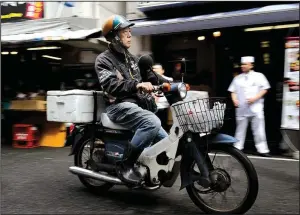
[24,2,44,20]
[12,124,40,148]
[69,124,75,134]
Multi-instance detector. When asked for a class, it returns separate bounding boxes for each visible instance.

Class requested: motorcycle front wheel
[186,143,258,214]
[74,138,114,193]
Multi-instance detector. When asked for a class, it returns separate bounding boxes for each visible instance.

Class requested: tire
[186,143,259,214]
[74,138,114,193]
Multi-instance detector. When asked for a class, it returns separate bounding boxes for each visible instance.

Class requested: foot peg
[118,167,142,185]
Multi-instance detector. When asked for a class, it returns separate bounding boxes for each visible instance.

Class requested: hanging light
[42,55,62,60]
[213,31,221,37]
[197,36,205,41]
[27,46,61,51]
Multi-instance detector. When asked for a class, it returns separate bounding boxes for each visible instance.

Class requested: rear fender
[68,126,86,156]
[64,126,79,147]
[69,132,85,156]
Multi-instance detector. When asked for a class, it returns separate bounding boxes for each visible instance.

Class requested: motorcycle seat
[101,113,129,130]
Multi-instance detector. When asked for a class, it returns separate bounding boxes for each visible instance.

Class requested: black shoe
[118,143,143,185]
[258,153,271,157]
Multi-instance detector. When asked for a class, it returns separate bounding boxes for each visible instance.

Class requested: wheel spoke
[229,185,236,194]
[77,139,109,187]
[219,191,228,204]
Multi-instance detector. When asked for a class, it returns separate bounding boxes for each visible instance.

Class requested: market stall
[1,17,105,148]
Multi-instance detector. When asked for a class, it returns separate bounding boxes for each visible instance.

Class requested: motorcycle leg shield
[118,143,143,185]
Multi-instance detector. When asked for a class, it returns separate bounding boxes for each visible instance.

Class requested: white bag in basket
[206,102,226,132]
[175,99,226,133]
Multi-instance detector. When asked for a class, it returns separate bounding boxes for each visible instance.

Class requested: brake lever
[154,90,165,97]
[138,85,163,95]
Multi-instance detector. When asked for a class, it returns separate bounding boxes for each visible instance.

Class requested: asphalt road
[1,146,299,214]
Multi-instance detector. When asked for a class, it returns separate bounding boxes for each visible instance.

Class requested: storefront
[131,2,299,154]
[1,17,105,147]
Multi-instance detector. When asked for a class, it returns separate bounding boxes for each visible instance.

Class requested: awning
[137,2,206,12]
[1,17,102,44]
[132,3,299,36]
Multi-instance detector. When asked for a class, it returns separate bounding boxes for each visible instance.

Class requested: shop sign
[1,2,44,22]
[281,37,299,130]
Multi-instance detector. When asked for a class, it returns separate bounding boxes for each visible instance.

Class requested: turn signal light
[186,84,190,91]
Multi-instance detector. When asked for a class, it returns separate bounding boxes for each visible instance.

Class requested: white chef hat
[241,56,255,63]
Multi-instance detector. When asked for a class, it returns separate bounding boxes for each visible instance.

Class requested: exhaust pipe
[69,166,124,185]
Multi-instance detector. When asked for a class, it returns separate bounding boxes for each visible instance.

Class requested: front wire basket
[172,97,228,133]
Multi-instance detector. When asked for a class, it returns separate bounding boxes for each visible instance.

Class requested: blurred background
[1,1,299,156]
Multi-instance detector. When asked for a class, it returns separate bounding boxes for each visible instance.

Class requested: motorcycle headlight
[178,83,187,99]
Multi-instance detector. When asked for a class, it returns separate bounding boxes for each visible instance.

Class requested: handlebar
[153,83,171,93]
[139,82,190,94]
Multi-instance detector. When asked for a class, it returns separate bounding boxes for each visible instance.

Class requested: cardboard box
[10,100,46,111]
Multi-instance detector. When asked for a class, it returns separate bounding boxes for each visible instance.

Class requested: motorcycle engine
[134,164,148,179]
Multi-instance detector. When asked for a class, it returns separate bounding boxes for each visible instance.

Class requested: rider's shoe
[118,143,143,185]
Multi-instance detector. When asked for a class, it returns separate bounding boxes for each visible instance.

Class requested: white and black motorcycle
[60,82,258,214]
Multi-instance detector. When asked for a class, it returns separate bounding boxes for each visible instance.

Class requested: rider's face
[119,27,132,49]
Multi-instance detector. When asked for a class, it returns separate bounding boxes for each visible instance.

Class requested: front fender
[179,133,238,190]
[211,133,238,144]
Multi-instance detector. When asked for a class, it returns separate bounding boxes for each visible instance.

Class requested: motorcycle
[62,82,258,214]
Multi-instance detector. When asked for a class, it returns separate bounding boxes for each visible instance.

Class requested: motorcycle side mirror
[180,58,186,74]
[138,54,154,77]
[138,54,161,84]
[177,58,186,82]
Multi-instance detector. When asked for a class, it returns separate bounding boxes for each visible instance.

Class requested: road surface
[1,146,299,214]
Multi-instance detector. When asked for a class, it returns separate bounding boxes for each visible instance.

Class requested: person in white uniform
[228,56,271,157]
[152,63,172,130]
[153,64,174,82]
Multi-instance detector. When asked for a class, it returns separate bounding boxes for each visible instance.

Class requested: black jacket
[95,45,169,104]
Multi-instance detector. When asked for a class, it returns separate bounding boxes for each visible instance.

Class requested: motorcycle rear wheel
[74,138,114,193]
[186,143,258,214]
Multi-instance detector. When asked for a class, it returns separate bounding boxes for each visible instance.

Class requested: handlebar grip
[138,83,172,94]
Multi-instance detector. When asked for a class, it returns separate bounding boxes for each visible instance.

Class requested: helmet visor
[119,21,135,30]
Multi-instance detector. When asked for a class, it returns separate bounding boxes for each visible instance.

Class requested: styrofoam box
[47,90,106,123]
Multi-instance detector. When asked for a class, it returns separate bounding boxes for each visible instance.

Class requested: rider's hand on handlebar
[136,82,154,92]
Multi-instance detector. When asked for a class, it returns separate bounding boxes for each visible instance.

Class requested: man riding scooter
[95,15,170,185]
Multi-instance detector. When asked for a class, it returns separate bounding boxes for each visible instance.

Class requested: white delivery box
[47,90,106,123]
